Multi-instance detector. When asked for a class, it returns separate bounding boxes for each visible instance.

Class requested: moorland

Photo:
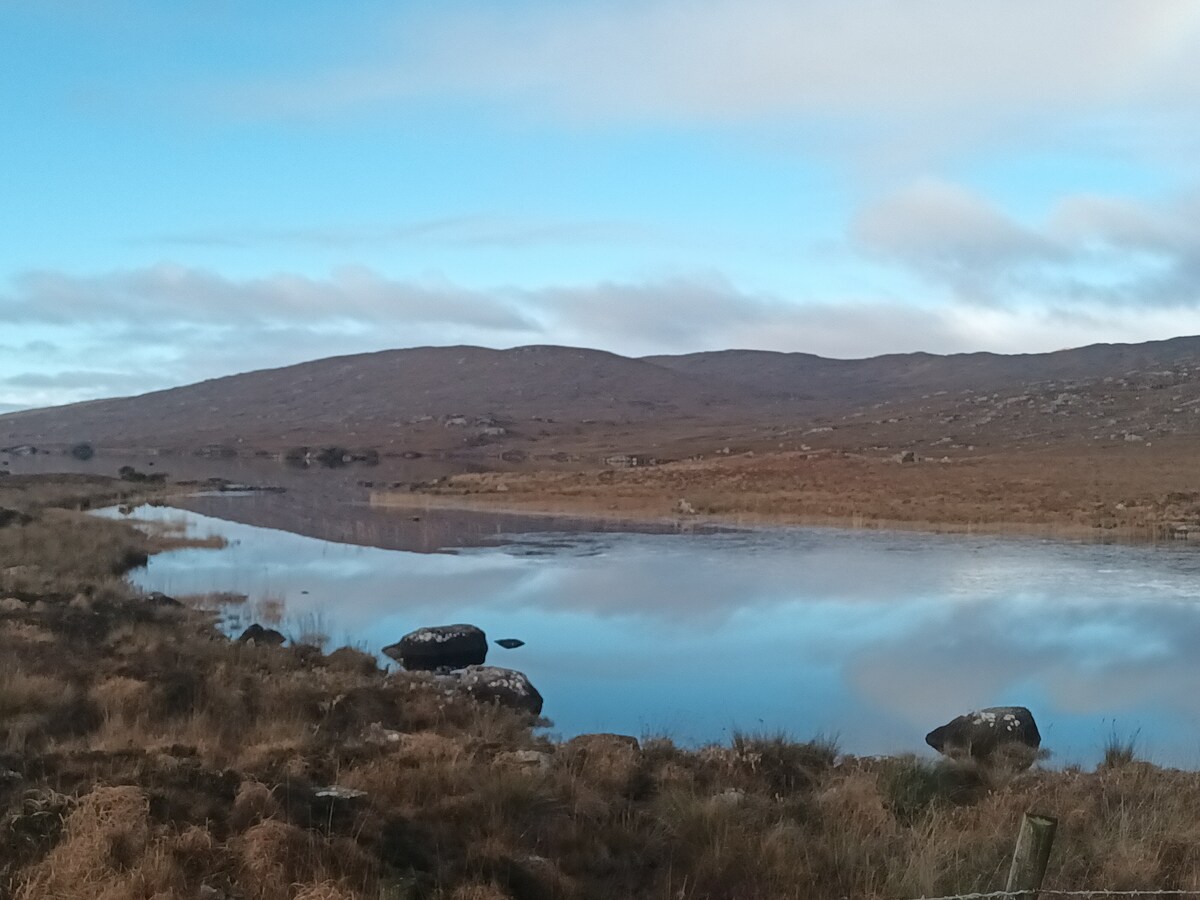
[1,472,1200,899]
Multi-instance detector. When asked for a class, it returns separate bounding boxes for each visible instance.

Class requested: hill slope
[0,345,747,450]
[4,338,1200,456]
[644,335,1200,402]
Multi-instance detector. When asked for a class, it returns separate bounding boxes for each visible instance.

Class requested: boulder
[457,665,543,715]
[495,638,525,650]
[237,624,286,646]
[146,591,181,608]
[383,624,487,670]
[926,706,1041,763]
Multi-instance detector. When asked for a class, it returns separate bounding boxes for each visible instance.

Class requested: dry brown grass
[0,472,175,515]
[9,473,1200,899]
[382,441,1200,540]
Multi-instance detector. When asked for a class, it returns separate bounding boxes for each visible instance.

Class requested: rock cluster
[383,624,542,715]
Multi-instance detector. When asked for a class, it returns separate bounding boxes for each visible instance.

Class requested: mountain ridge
[4,337,1200,455]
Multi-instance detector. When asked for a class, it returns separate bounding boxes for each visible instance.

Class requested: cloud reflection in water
[107,505,1200,766]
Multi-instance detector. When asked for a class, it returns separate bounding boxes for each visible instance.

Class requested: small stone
[314,786,367,801]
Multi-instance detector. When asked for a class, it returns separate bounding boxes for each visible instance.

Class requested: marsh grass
[288,610,332,650]
[1102,726,1143,769]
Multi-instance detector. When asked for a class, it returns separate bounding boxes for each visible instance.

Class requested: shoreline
[370,490,1181,545]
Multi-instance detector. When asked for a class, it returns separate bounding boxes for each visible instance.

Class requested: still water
[101,502,1200,767]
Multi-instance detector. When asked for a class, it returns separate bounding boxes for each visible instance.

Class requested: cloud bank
[7,251,1200,409]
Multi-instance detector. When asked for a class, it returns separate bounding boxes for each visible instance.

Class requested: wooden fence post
[1005,812,1058,898]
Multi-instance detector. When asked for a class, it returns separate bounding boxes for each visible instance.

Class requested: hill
[645,335,1200,402]
[0,345,746,452]
[4,337,1200,460]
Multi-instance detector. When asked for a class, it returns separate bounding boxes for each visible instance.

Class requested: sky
[4,1,1200,410]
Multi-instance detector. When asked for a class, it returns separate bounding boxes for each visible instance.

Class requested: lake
[96,495,1200,768]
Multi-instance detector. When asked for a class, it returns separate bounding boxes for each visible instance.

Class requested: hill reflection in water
[100,501,1200,768]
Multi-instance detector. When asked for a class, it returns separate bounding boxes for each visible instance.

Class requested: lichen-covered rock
[457,665,543,715]
[383,624,487,670]
[925,706,1041,764]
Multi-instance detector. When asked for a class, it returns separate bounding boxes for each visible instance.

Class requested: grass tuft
[1101,727,1143,769]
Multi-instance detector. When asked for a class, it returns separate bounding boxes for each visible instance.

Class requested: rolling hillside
[3,338,1200,457]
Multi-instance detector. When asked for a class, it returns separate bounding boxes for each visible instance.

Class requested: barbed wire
[908,892,1200,899]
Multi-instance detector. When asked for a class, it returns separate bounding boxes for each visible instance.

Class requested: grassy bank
[4,474,1200,899]
[376,444,1200,543]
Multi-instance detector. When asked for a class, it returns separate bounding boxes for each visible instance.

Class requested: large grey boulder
[925,706,1041,764]
[457,665,543,716]
[383,624,488,671]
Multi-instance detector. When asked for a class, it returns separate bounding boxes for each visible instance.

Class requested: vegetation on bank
[383,444,1200,540]
[4,475,1200,899]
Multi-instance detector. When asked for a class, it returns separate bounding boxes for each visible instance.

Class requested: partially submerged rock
[926,706,1041,765]
[495,638,525,650]
[457,665,543,715]
[236,624,286,646]
[383,623,487,670]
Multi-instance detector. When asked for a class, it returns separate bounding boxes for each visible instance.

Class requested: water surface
[101,502,1200,767]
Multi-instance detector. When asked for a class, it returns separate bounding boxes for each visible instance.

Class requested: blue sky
[4,1,1200,410]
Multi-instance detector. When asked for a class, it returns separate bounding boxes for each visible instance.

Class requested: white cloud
[237,0,1200,138]
[854,179,1200,307]
[853,179,1065,301]
[0,264,537,332]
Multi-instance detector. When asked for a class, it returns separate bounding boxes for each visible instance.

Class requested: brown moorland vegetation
[4,475,1200,898]
[380,440,1200,540]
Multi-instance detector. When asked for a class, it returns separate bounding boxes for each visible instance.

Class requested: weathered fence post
[1005,812,1057,898]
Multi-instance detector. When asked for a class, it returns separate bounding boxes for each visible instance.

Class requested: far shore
[369,444,1200,546]
[370,489,1180,544]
